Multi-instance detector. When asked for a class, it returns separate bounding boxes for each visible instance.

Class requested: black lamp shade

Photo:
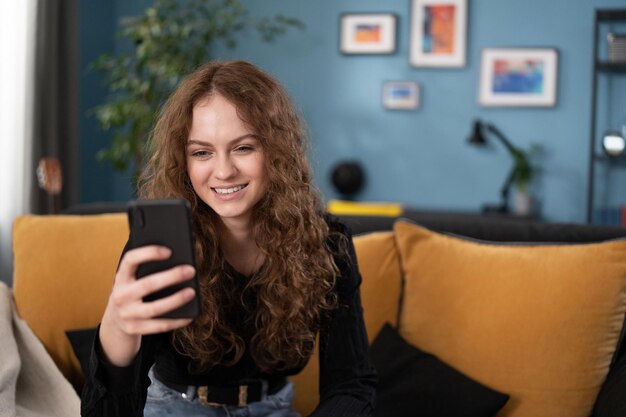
[469,120,487,146]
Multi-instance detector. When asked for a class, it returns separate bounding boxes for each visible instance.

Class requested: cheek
[255,160,269,190]
[186,160,195,183]
[253,153,268,180]
[186,161,206,191]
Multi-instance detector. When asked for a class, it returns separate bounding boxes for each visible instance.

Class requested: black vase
[330,161,365,200]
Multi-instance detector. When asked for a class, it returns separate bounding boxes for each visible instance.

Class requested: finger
[109,264,194,309]
[122,318,194,336]
[125,287,197,320]
[117,246,172,284]
[131,264,196,299]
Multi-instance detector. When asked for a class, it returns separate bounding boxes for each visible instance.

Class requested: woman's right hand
[99,245,197,367]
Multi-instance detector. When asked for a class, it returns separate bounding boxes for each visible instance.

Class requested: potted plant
[511,144,543,216]
[91,0,304,180]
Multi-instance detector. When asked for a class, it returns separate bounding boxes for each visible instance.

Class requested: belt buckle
[238,384,248,407]
[197,386,224,407]
[196,385,249,407]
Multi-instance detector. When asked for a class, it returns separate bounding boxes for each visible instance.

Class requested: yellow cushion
[12,214,128,388]
[291,231,403,415]
[394,220,626,417]
[355,231,403,339]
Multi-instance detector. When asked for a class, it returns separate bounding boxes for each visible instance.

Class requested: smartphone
[127,199,201,319]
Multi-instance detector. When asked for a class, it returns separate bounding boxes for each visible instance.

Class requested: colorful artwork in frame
[409,0,467,67]
[340,13,397,54]
[382,81,420,110]
[479,48,559,107]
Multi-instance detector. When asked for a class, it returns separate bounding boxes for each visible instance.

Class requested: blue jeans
[144,369,301,417]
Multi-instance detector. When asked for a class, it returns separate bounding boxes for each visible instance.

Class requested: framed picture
[340,13,397,54]
[409,0,467,67]
[478,48,559,107]
[382,81,420,110]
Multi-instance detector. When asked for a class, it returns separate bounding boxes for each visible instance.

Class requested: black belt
[153,369,287,407]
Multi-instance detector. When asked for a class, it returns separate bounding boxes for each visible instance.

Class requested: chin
[208,202,253,221]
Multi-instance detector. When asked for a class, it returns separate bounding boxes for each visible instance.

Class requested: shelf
[593,153,626,165]
[597,9,626,22]
[596,61,626,73]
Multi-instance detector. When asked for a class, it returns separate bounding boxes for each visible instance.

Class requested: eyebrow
[187,134,258,147]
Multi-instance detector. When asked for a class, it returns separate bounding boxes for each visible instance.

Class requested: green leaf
[89,0,304,176]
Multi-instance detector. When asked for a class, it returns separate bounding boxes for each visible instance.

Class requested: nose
[214,153,237,180]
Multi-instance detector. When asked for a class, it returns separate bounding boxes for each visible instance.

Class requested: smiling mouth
[212,184,248,195]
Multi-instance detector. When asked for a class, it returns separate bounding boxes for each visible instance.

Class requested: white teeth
[214,185,245,194]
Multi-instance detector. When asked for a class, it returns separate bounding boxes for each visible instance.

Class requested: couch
[8,209,626,417]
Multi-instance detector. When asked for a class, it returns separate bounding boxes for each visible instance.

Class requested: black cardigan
[80,218,377,417]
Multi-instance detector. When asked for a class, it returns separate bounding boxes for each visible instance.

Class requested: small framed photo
[478,48,559,107]
[382,81,420,110]
[409,0,467,67]
[340,13,397,54]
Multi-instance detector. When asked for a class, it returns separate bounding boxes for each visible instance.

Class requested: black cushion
[594,357,626,417]
[65,327,98,377]
[371,323,509,417]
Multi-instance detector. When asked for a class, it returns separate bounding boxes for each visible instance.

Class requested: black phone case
[127,199,201,319]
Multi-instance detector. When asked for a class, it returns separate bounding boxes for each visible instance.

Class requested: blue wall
[79,0,626,223]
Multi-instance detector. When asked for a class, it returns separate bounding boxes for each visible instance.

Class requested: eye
[234,145,254,153]
[190,149,212,159]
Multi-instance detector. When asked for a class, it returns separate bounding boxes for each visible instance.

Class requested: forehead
[192,94,239,118]
[188,94,252,140]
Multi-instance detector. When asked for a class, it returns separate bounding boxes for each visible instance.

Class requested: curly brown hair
[137,60,340,373]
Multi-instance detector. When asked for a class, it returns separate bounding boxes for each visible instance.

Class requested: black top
[80,217,377,416]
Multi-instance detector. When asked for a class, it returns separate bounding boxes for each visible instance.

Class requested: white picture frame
[382,81,420,110]
[340,13,397,55]
[478,48,559,107]
[409,0,467,67]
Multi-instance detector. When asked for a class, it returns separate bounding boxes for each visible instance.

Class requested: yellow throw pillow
[12,214,128,389]
[394,220,626,417]
[291,230,403,415]
[355,231,403,340]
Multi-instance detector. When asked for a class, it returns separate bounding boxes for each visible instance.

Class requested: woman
[81,60,376,417]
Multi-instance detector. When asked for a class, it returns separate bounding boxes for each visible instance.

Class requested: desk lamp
[468,119,530,214]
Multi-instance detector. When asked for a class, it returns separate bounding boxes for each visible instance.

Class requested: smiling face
[186,93,267,230]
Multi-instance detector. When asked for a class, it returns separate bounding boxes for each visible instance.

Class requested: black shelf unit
[595,62,626,72]
[593,153,626,165]
[587,9,626,224]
